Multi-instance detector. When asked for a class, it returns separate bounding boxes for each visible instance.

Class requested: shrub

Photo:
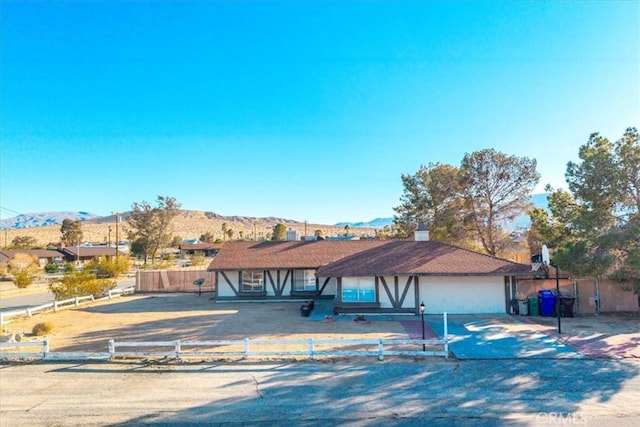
[44,263,59,273]
[12,270,33,288]
[84,256,131,278]
[32,321,54,336]
[49,270,116,300]
[190,254,206,266]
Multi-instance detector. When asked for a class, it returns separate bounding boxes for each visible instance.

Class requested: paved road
[1,359,639,426]
[0,290,55,311]
[0,278,135,311]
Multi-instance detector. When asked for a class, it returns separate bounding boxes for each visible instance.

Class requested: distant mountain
[335,218,393,228]
[0,211,100,230]
[1,194,549,232]
[337,194,549,230]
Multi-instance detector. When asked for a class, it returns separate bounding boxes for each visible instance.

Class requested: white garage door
[420,276,505,314]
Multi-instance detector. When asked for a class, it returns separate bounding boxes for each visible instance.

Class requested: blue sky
[1,1,638,225]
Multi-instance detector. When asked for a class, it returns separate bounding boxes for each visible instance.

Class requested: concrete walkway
[427,314,584,359]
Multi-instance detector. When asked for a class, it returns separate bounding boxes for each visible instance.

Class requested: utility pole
[113,212,120,261]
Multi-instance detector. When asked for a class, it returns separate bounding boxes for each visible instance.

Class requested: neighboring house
[0,249,65,267]
[207,231,532,314]
[59,246,122,263]
[178,243,222,258]
[182,238,201,245]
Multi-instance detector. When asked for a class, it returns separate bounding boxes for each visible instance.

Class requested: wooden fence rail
[0,286,135,326]
[1,336,449,361]
[107,337,449,360]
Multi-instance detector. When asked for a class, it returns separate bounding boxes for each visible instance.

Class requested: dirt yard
[2,293,637,358]
[1,294,417,353]
[520,312,640,358]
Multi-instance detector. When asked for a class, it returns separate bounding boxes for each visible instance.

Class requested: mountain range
[337,193,549,230]
[0,211,101,230]
[0,194,549,231]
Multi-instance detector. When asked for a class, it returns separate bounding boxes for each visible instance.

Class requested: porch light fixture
[420,301,426,351]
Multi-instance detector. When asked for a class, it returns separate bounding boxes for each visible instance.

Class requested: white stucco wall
[378,276,417,309]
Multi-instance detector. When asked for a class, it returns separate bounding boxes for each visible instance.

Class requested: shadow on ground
[46,359,640,426]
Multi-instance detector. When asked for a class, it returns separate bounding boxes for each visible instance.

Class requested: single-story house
[178,243,222,258]
[0,249,65,267]
[59,246,123,263]
[207,231,532,314]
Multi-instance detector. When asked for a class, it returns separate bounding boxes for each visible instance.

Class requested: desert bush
[7,253,39,288]
[150,258,174,270]
[63,262,76,272]
[32,321,54,336]
[12,270,33,288]
[84,256,131,278]
[190,253,206,266]
[44,263,59,273]
[49,270,116,300]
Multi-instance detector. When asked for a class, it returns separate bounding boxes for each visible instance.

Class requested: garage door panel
[420,277,505,314]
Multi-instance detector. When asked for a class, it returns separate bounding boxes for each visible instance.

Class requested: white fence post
[309,338,315,360]
[54,301,58,312]
[443,312,449,359]
[27,308,32,317]
[74,297,79,307]
[1,337,448,361]
[108,289,112,299]
[243,337,250,360]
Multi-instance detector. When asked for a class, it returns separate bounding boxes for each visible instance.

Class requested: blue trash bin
[538,290,556,317]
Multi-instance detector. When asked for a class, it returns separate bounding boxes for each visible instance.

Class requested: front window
[293,269,316,292]
[341,277,375,303]
[241,271,264,292]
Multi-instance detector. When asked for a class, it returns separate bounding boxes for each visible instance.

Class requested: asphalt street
[0,278,135,310]
[1,359,639,426]
[0,290,55,311]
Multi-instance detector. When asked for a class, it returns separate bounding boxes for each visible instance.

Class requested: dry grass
[2,210,378,247]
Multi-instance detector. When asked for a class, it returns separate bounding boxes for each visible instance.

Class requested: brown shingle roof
[178,243,224,250]
[207,240,531,277]
[0,249,65,260]
[207,240,388,270]
[61,247,121,257]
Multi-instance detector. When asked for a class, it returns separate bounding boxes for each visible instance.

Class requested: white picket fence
[0,286,136,326]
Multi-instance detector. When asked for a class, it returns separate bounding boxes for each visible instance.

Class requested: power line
[0,206,24,216]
